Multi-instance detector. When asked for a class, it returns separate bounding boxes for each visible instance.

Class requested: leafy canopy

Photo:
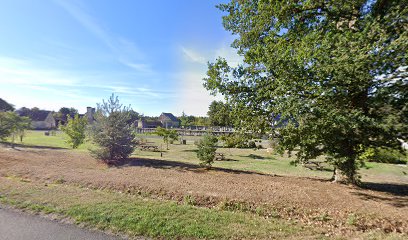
[205,0,407,183]
[0,98,14,112]
[0,112,31,142]
[207,100,233,127]
[155,126,179,150]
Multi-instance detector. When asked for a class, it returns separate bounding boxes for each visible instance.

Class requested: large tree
[179,111,196,127]
[0,98,14,112]
[205,0,407,183]
[207,100,233,127]
[55,107,78,121]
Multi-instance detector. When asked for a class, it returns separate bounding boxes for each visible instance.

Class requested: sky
[0,0,241,116]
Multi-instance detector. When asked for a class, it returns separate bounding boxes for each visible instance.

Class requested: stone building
[158,112,180,128]
[18,110,56,130]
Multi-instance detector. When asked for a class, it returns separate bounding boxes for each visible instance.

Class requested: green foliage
[347,213,358,226]
[179,111,196,127]
[127,110,140,126]
[54,107,78,121]
[90,94,137,163]
[195,133,218,168]
[0,98,14,111]
[0,112,31,142]
[220,133,255,148]
[207,100,233,126]
[60,114,87,149]
[361,147,407,164]
[183,194,196,206]
[155,127,179,149]
[194,116,210,127]
[205,0,407,184]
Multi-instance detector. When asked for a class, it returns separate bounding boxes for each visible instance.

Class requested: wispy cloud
[0,56,79,87]
[119,58,154,74]
[174,44,242,115]
[181,47,207,64]
[180,45,243,67]
[104,85,168,98]
[54,0,152,74]
[0,56,168,110]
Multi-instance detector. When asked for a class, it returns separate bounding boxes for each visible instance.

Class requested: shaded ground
[0,146,407,235]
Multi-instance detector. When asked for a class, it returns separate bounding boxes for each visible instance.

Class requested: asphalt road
[0,207,124,240]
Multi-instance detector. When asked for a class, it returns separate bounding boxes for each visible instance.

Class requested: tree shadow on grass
[240,154,266,159]
[361,182,408,196]
[115,157,270,176]
[351,182,408,208]
[182,149,198,153]
[0,142,68,150]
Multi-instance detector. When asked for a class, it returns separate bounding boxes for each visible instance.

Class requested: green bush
[195,133,218,168]
[361,147,407,164]
[220,133,257,149]
[60,114,87,149]
[373,147,407,164]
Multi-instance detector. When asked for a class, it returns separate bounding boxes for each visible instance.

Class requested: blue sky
[0,0,241,116]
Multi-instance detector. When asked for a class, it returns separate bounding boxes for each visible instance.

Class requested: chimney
[86,107,95,123]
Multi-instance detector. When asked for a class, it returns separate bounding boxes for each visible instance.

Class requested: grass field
[13,130,93,152]
[1,130,407,239]
[12,130,406,183]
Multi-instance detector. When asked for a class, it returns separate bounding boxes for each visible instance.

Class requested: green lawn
[12,130,93,152]
[7,130,408,183]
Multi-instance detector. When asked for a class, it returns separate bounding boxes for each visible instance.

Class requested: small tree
[90,94,137,164]
[196,133,218,168]
[155,127,179,150]
[10,115,31,144]
[0,112,31,146]
[60,114,87,149]
[0,112,14,140]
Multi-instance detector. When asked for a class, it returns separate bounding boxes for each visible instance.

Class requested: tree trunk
[331,167,343,183]
[332,157,358,184]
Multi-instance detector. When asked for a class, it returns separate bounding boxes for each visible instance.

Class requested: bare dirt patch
[0,147,407,235]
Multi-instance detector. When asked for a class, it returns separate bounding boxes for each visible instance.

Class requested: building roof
[161,112,178,122]
[18,110,52,121]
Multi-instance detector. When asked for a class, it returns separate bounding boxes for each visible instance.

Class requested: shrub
[220,133,257,148]
[195,133,218,168]
[359,146,407,164]
[372,147,407,164]
[60,114,87,149]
